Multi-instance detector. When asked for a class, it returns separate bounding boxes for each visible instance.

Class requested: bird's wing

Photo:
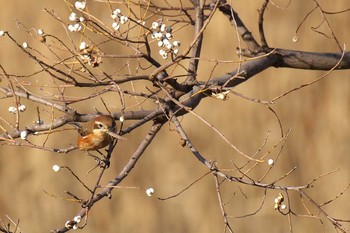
[68,122,91,136]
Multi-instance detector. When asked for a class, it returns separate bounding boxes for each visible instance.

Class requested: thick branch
[275,49,350,70]
[208,54,279,87]
[186,0,205,82]
[215,0,260,51]
[0,109,161,140]
[0,87,75,114]
[174,48,349,115]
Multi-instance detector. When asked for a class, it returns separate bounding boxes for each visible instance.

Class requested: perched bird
[75,115,125,151]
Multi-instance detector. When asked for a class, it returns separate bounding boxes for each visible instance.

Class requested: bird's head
[92,115,125,140]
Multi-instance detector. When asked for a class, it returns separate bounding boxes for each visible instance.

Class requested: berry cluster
[67,1,87,32]
[68,12,85,32]
[111,9,129,31]
[151,20,181,59]
[8,105,26,114]
[274,193,287,210]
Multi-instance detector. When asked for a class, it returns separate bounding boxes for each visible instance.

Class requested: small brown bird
[76,115,125,151]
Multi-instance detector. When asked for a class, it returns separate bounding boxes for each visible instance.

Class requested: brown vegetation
[0,1,349,233]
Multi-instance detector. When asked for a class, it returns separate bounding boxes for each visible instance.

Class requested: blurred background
[0,0,349,232]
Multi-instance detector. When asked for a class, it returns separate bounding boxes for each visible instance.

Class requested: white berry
[146,188,154,197]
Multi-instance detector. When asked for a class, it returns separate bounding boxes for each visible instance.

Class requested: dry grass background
[0,0,349,232]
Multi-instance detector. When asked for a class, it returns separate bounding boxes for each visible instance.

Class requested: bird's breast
[77,132,112,151]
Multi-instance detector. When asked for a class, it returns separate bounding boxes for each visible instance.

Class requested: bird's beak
[107,131,126,140]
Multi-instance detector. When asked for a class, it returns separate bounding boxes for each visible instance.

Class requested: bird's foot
[98,157,110,168]
[86,153,110,173]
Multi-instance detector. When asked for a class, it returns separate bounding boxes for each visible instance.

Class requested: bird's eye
[97,123,104,128]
